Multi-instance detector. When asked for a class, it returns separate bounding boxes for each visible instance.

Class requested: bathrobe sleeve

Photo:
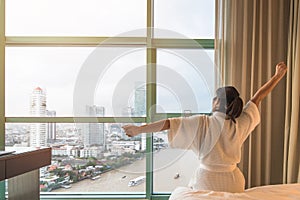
[237,101,261,142]
[168,115,207,154]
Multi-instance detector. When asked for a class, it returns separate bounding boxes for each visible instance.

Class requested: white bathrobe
[168,101,260,192]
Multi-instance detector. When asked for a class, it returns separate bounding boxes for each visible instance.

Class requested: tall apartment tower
[46,110,56,143]
[29,87,47,147]
[84,105,105,147]
[134,82,146,116]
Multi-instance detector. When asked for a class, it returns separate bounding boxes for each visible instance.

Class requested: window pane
[157,49,215,113]
[5,47,146,117]
[5,123,146,193]
[6,0,146,36]
[153,131,199,192]
[154,0,215,38]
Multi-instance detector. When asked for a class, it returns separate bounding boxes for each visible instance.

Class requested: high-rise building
[29,87,47,147]
[84,105,105,148]
[134,82,146,116]
[46,110,56,143]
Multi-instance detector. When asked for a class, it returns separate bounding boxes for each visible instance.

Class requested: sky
[4,0,215,117]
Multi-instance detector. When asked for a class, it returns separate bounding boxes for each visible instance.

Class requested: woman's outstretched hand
[275,62,288,78]
[122,125,140,137]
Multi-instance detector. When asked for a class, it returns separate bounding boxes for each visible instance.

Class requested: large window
[1,0,215,199]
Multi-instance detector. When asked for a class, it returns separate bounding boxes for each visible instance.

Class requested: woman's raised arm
[251,62,287,107]
[122,119,170,137]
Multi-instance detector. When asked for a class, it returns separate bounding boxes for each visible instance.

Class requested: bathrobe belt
[199,163,237,172]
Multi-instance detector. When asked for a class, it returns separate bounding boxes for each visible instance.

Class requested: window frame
[0,0,214,199]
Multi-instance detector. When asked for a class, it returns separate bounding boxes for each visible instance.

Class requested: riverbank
[52,149,199,193]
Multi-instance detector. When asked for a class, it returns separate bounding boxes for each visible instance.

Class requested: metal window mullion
[0,0,5,151]
[146,0,155,199]
[146,48,156,200]
[5,36,147,47]
[5,117,146,124]
[0,0,5,199]
[40,193,147,200]
[5,37,214,49]
[153,38,214,49]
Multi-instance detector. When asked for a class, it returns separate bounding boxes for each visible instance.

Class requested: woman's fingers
[275,62,287,77]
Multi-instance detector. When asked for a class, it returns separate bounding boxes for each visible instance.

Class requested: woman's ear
[212,97,220,112]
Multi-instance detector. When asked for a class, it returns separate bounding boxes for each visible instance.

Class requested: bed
[169,184,300,200]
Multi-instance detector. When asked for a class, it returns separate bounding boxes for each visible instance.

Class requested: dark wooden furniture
[0,148,51,200]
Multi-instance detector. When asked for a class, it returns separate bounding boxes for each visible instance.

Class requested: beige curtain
[215,0,290,188]
[283,0,300,184]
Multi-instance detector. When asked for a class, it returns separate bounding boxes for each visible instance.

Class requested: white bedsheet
[169,184,300,200]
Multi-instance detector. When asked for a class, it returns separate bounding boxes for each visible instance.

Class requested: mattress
[169,184,300,200]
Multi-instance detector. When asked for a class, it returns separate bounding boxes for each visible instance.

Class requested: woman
[123,62,287,192]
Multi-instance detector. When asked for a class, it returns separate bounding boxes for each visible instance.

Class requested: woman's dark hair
[215,86,243,123]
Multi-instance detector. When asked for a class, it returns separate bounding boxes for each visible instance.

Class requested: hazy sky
[5,0,214,37]
[5,0,215,116]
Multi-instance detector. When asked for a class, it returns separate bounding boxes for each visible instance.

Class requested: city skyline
[5,84,148,156]
[25,86,144,148]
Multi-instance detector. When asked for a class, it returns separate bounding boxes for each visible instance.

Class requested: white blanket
[169,184,300,200]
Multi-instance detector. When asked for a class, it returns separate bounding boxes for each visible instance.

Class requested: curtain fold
[283,0,300,184]
[215,0,290,188]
